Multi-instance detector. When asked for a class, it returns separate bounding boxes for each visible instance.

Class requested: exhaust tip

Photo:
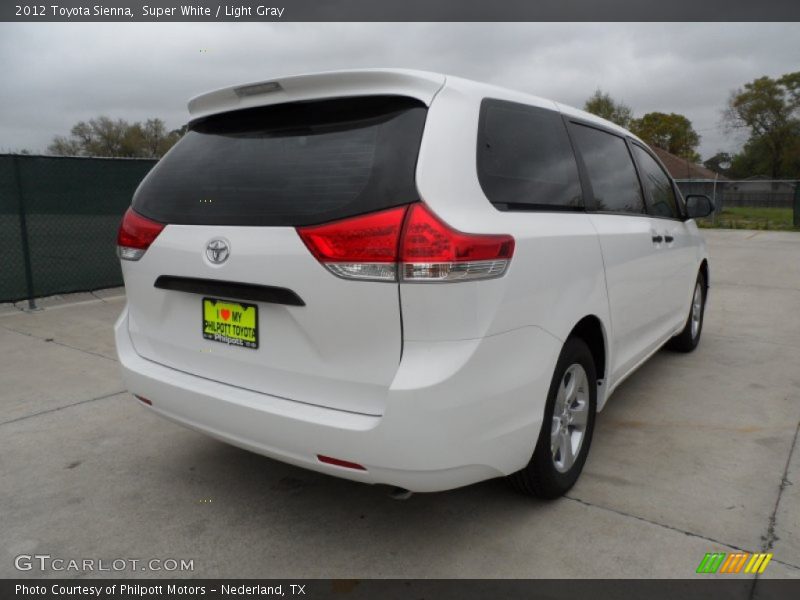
[388,487,413,500]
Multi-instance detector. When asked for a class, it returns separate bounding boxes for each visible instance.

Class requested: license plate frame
[202,297,259,349]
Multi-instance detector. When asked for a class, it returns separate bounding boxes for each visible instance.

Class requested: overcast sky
[1,22,798,159]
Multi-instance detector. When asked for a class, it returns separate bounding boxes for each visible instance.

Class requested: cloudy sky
[1,22,797,159]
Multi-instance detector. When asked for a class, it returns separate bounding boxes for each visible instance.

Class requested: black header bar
[3,0,800,22]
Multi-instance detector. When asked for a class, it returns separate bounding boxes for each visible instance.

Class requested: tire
[509,337,597,499]
[666,271,706,353]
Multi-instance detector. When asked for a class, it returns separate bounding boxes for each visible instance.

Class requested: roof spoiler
[187,69,447,121]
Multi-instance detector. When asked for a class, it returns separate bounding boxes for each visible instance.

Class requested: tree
[583,90,633,128]
[724,72,800,179]
[135,119,185,158]
[48,136,82,156]
[727,130,800,179]
[703,152,732,177]
[48,117,183,158]
[630,112,701,162]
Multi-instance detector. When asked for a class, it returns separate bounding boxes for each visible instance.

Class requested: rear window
[132,96,427,226]
[477,99,583,211]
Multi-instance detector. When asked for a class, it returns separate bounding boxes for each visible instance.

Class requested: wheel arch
[567,315,607,384]
[699,258,709,288]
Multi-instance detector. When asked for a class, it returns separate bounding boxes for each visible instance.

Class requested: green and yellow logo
[696,552,773,574]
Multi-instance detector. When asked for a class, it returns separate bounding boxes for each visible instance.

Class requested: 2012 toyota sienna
[114,69,714,498]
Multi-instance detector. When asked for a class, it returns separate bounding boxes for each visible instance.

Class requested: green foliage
[582,91,702,163]
[48,117,183,158]
[583,90,633,128]
[630,112,701,162]
[703,152,732,177]
[725,72,800,179]
[697,206,798,231]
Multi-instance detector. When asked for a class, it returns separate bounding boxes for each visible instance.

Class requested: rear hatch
[121,96,428,416]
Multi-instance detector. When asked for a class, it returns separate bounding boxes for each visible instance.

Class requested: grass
[698,206,800,231]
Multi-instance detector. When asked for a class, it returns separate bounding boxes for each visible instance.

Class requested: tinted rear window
[132,96,427,226]
[477,99,583,211]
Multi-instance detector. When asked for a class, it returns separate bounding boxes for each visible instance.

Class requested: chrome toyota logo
[205,239,230,264]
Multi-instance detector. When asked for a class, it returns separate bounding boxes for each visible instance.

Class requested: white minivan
[115,69,713,498]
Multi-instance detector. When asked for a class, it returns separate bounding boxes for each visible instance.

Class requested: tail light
[297,203,514,282]
[297,205,405,281]
[400,203,514,282]
[117,208,165,261]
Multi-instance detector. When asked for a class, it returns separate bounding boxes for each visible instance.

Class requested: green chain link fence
[0,154,157,305]
[795,182,800,228]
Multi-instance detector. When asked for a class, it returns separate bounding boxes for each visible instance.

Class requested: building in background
[653,147,725,181]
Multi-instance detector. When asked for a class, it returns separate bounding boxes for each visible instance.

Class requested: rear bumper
[115,306,560,492]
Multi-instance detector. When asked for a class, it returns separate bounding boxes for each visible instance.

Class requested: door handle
[651,235,663,244]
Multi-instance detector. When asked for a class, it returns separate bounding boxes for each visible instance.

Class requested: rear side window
[569,124,645,215]
[477,99,582,210]
[631,145,681,219]
[132,96,427,226]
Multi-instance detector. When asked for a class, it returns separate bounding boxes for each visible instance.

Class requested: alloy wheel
[550,363,590,473]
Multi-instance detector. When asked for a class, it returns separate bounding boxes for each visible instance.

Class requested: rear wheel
[666,271,706,353]
[510,337,597,499]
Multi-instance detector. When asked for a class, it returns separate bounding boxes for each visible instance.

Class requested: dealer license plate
[202,297,258,349]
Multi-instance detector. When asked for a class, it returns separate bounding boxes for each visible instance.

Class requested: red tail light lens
[400,203,514,281]
[117,208,165,261]
[297,203,514,282]
[297,205,407,281]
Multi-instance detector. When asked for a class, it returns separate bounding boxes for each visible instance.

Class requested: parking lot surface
[1,229,799,581]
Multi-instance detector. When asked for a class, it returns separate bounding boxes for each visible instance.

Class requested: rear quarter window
[477,99,583,211]
[131,96,427,227]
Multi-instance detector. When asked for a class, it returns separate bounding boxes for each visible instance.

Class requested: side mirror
[685,194,715,219]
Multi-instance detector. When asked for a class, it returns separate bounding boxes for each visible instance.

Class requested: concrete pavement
[1,229,798,581]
